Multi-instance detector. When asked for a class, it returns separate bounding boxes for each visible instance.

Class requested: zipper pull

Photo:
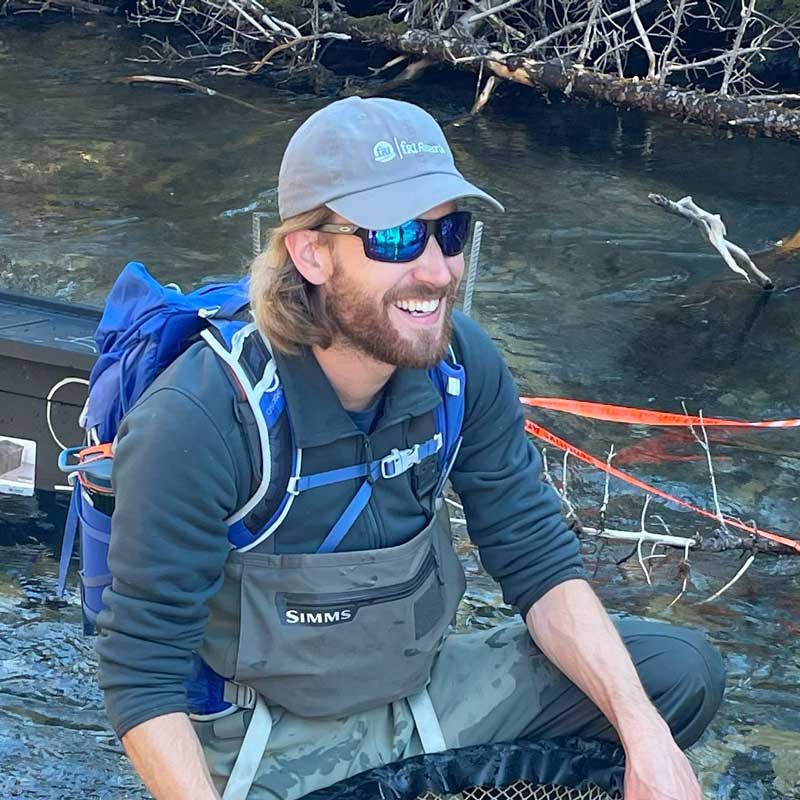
[364,436,376,484]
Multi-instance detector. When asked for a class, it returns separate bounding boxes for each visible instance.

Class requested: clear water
[1,16,799,800]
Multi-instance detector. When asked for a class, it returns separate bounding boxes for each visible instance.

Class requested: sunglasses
[315,211,473,264]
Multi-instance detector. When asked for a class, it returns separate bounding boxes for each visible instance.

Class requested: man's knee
[624,621,725,748]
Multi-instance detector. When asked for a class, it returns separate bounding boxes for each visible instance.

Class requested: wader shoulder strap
[221,696,273,800]
[407,687,448,754]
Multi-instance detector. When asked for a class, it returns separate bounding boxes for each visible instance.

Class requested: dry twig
[114,75,273,114]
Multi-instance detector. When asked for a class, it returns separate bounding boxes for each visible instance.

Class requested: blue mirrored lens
[367,220,427,262]
[436,212,471,256]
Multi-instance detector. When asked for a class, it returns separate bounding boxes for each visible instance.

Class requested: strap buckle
[286,475,300,496]
[381,444,422,479]
[223,680,257,710]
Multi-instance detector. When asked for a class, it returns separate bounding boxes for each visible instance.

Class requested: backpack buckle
[381,444,422,479]
[223,680,257,710]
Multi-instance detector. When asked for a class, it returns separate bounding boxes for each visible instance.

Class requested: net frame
[302,738,625,800]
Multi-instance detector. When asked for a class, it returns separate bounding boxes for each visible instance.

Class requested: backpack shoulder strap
[200,321,302,551]
[202,324,467,552]
[429,344,466,496]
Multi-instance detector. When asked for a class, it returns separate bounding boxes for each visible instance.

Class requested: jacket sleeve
[95,359,251,738]
[449,313,586,617]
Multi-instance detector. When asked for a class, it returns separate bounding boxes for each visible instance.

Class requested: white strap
[201,326,303,552]
[222,695,272,800]
[407,687,447,754]
[201,327,273,524]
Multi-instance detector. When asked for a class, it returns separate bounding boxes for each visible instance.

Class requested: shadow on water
[1,15,800,800]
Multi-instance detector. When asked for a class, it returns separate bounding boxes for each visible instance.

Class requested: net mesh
[416,782,617,800]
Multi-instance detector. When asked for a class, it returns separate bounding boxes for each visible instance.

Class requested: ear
[285,229,333,286]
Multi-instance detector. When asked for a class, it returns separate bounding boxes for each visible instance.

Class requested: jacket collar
[272,345,442,448]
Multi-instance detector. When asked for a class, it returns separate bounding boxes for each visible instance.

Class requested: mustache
[385,280,459,304]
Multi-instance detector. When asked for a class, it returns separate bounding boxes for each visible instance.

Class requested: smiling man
[96,98,724,800]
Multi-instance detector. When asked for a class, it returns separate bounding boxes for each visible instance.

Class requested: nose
[409,236,460,287]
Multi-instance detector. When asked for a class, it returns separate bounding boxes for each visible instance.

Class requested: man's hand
[624,730,702,799]
[525,581,705,799]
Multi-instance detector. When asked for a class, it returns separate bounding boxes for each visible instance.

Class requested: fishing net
[415,783,615,799]
[303,739,624,800]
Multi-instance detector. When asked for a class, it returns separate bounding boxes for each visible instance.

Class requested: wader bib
[203,508,465,717]
[200,509,465,799]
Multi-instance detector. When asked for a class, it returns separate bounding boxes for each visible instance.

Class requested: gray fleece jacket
[95,311,585,738]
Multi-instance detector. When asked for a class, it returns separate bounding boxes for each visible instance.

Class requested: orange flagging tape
[520,397,800,429]
[524,418,800,553]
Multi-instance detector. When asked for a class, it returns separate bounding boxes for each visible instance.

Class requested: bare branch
[463,0,524,26]
[629,0,657,79]
[648,193,774,289]
[699,553,756,603]
[247,32,350,74]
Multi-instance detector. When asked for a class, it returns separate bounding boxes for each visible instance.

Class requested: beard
[323,262,458,369]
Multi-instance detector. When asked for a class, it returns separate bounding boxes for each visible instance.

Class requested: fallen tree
[7,0,800,140]
[317,11,800,141]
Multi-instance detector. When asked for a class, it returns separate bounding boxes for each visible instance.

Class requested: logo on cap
[373,141,396,163]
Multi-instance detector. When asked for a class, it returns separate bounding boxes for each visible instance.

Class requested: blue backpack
[57,262,466,636]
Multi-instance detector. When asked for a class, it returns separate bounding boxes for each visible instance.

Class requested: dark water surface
[1,16,799,800]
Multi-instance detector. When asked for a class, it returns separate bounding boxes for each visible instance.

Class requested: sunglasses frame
[315,211,473,264]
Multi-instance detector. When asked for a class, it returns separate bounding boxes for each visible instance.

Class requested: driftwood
[648,194,775,289]
[532,419,798,608]
[113,75,277,114]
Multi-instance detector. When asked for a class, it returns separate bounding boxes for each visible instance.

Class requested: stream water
[1,15,799,800]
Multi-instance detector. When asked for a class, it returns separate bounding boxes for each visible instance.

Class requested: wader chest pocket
[230,530,463,717]
[275,549,442,632]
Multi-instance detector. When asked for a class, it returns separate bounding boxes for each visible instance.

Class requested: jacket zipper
[283,549,437,609]
[362,435,386,549]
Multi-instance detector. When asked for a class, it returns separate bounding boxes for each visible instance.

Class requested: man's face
[322,202,465,369]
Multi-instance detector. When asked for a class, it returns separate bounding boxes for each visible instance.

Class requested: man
[96,97,724,800]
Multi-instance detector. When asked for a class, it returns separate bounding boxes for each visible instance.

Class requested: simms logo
[373,141,396,163]
[285,608,354,625]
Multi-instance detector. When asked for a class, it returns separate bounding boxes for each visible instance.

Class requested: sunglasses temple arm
[462,220,484,318]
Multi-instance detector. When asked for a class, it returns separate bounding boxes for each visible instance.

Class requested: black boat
[0,290,99,494]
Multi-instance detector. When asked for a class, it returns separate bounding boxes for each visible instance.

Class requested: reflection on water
[1,15,799,800]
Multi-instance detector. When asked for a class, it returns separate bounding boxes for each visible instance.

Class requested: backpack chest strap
[288,433,443,495]
[293,433,443,554]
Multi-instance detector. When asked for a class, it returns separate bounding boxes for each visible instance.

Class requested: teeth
[395,298,440,314]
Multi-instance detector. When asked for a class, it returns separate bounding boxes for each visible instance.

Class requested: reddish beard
[323,266,458,369]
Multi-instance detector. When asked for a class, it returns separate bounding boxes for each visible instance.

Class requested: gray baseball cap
[278,97,504,229]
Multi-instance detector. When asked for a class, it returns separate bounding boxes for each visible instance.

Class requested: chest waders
[189,321,467,800]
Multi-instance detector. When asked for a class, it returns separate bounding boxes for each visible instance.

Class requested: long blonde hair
[249,207,335,355]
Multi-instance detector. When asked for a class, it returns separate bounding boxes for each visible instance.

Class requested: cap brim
[326,172,504,229]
